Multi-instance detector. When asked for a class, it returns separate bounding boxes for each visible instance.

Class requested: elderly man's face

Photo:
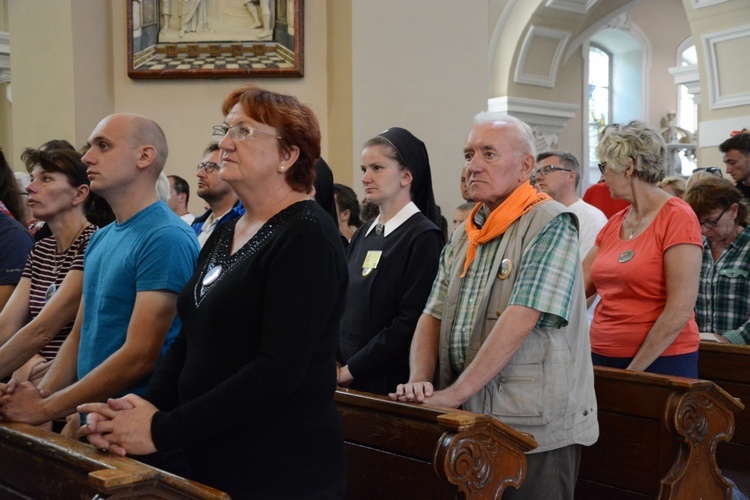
[463,122,533,211]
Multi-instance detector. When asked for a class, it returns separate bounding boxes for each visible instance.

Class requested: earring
[278,165,285,173]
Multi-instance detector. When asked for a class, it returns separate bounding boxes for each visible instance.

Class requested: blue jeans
[591,351,698,378]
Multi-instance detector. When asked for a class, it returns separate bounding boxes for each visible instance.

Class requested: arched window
[588,44,611,180]
[583,23,649,186]
[677,42,697,136]
[676,39,698,175]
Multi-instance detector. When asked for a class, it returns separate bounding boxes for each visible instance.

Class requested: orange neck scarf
[462,182,551,277]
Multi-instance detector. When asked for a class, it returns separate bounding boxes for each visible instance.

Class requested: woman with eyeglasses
[79,86,347,498]
[336,127,444,396]
[582,121,703,377]
[0,148,110,385]
[684,177,750,345]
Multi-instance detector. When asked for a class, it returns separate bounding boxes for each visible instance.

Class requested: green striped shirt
[425,207,579,373]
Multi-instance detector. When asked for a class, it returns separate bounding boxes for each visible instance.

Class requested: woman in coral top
[583,121,703,377]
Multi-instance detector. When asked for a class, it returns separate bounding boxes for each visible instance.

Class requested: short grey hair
[473,112,537,160]
[537,150,580,188]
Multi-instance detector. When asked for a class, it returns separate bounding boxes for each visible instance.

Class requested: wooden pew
[698,341,750,484]
[335,388,538,499]
[576,366,744,500]
[0,421,229,499]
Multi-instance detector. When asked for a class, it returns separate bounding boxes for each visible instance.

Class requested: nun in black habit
[337,127,444,395]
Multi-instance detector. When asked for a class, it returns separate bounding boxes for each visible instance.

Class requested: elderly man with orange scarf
[390,113,598,500]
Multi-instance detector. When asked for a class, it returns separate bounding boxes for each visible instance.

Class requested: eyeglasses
[212,125,281,141]
[598,162,608,175]
[534,165,574,177]
[197,162,220,173]
[699,208,727,228]
[692,167,723,177]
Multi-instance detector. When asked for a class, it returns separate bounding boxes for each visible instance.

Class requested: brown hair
[684,176,747,226]
[21,148,114,226]
[221,86,321,193]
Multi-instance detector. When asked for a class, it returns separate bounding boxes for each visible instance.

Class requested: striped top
[21,224,96,360]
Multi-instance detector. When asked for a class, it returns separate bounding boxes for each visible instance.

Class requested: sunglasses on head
[692,167,722,177]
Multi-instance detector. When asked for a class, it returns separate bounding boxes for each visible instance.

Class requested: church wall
[350,0,490,216]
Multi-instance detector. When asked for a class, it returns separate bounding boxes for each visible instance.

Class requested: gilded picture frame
[127,0,303,79]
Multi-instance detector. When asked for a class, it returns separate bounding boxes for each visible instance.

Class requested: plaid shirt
[695,225,750,344]
[424,206,579,374]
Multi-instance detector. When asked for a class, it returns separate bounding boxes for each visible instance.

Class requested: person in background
[191,143,244,247]
[452,202,474,234]
[657,176,687,198]
[0,149,26,223]
[360,199,379,224]
[0,212,33,314]
[0,113,198,434]
[333,183,362,243]
[337,127,444,396]
[533,151,606,258]
[0,150,34,312]
[684,177,750,345]
[687,167,723,190]
[313,158,338,223]
[582,175,630,219]
[720,132,750,201]
[459,165,473,202]
[0,148,101,386]
[391,114,597,500]
[167,175,194,225]
[584,121,702,377]
[79,86,347,499]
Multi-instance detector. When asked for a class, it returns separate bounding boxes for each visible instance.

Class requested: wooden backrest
[577,366,744,500]
[698,341,750,471]
[335,388,537,499]
[0,422,228,499]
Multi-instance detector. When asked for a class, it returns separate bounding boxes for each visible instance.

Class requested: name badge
[362,250,383,277]
[498,259,513,280]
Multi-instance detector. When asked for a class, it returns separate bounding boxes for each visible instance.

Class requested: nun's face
[360,145,412,205]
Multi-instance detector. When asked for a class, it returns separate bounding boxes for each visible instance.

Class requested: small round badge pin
[202,265,223,286]
[618,250,635,263]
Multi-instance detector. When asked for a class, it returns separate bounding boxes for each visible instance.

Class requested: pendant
[618,250,635,263]
[202,265,222,286]
[45,283,57,302]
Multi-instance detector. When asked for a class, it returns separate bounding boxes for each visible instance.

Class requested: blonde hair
[596,121,668,184]
[657,176,687,198]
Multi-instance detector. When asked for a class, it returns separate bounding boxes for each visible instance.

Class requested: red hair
[222,86,321,193]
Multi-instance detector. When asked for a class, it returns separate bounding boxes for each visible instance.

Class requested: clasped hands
[0,379,52,425]
[77,394,158,456]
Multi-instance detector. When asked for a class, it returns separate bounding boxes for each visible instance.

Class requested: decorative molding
[668,64,702,104]
[702,25,750,109]
[514,26,570,88]
[605,12,632,31]
[0,31,9,85]
[487,96,579,149]
[545,0,599,15]
[690,0,731,9]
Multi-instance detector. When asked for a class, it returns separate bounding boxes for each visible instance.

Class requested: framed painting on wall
[128,0,303,79]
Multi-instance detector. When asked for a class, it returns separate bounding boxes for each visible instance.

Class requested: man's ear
[520,154,536,179]
[136,145,157,171]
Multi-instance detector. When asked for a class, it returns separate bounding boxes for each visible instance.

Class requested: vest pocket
[490,363,551,426]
